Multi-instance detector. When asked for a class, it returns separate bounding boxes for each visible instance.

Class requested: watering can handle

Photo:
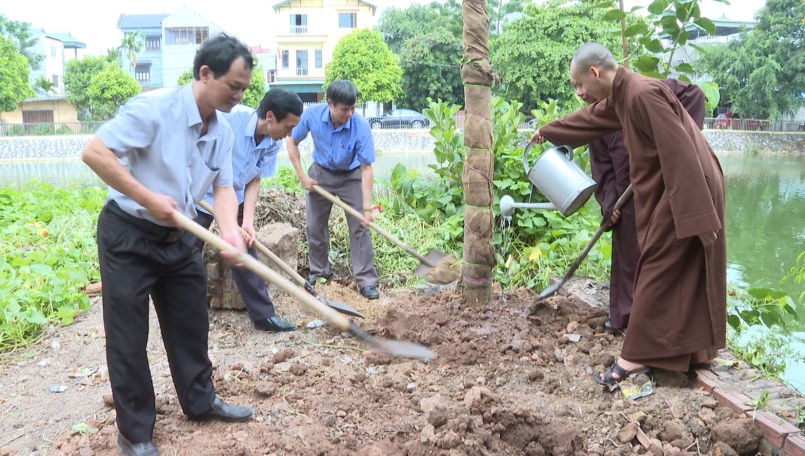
[523,143,574,173]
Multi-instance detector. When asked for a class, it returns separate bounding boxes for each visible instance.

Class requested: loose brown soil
[0,278,767,456]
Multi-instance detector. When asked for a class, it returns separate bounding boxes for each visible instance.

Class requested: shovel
[197,201,364,318]
[539,184,634,299]
[311,184,459,285]
[176,210,436,360]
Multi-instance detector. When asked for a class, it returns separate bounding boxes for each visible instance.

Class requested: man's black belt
[107,200,184,242]
[318,163,358,174]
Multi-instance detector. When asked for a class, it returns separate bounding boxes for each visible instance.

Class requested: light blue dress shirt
[291,102,375,170]
[96,83,234,225]
[198,104,281,214]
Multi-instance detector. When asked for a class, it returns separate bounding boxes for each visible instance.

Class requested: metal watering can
[500,143,597,217]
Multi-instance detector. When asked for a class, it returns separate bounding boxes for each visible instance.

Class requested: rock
[463,386,493,407]
[273,348,295,363]
[658,420,686,441]
[289,363,308,376]
[527,369,544,381]
[711,418,763,456]
[255,381,277,397]
[591,352,615,367]
[320,415,337,427]
[617,422,639,443]
[419,394,447,415]
[420,424,436,444]
[712,441,739,456]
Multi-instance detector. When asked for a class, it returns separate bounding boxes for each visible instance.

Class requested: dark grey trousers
[193,204,276,321]
[306,163,378,287]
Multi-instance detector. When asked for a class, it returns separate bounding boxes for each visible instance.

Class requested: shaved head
[571,43,617,71]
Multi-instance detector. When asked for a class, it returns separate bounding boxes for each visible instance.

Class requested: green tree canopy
[375,4,446,54]
[120,30,144,68]
[85,65,141,121]
[491,0,624,110]
[240,63,266,109]
[324,29,402,104]
[0,35,34,112]
[0,14,43,70]
[176,69,194,86]
[64,55,114,120]
[399,28,463,111]
[33,76,56,96]
[695,0,805,119]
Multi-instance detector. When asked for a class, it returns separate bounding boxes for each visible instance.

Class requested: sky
[1,0,764,57]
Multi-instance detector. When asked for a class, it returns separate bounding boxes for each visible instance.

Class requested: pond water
[1,152,803,391]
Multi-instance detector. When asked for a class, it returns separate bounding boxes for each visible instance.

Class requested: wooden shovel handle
[175,210,351,331]
[311,184,432,265]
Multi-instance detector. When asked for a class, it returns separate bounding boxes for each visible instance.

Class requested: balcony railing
[290,26,308,34]
[296,68,309,76]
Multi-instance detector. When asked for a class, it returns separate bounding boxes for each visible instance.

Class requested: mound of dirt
[1,281,764,456]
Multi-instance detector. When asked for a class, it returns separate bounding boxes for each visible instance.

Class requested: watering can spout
[499,195,559,217]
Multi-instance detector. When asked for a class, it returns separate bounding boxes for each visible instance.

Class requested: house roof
[29,28,87,49]
[117,13,170,30]
[271,0,376,15]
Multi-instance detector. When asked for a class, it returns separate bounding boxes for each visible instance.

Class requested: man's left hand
[362,210,375,226]
[241,221,256,247]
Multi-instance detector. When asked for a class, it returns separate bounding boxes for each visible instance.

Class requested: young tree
[324,29,402,104]
[64,55,113,120]
[33,76,57,96]
[399,28,463,110]
[120,30,144,68]
[0,35,35,112]
[240,63,267,109]
[85,65,141,121]
[0,14,43,70]
[492,0,623,110]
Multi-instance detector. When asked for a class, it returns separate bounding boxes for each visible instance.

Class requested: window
[338,13,357,28]
[145,36,161,51]
[135,64,151,83]
[315,50,322,69]
[50,45,57,57]
[290,14,307,34]
[165,27,209,45]
[296,50,308,76]
[267,70,276,83]
[51,75,59,86]
[281,50,289,69]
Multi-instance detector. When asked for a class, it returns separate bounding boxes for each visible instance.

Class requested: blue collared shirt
[198,104,281,214]
[291,102,375,170]
[95,83,234,225]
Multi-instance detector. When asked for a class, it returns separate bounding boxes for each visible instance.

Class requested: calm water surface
[2,152,803,391]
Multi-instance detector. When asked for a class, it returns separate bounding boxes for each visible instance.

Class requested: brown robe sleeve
[589,134,619,221]
[539,99,622,148]
[662,79,706,129]
[632,87,721,239]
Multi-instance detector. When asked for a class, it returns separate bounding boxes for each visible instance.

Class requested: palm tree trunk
[461,0,496,305]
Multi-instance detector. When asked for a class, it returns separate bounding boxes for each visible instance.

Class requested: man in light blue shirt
[82,34,256,456]
[287,80,380,299]
[194,89,303,332]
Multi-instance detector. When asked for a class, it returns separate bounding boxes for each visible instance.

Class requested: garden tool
[311,184,459,285]
[176,210,436,360]
[538,184,634,299]
[197,201,364,318]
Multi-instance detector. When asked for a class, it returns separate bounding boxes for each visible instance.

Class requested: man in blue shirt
[194,89,303,332]
[287,80,380,299]
[82,34,255,456]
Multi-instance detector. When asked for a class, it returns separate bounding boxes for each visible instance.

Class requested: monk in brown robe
[588,79,707,331]
[532,43,726,385]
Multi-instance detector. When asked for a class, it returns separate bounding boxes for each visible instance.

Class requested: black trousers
[97,203,215,444]
[193,204,276,321]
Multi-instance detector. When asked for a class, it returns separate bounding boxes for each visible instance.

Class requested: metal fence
[703,118,805,132]
[0,121,104,137]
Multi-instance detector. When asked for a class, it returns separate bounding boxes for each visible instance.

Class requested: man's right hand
[299,174,317,190]
[610,209,621,226]
[143,193,180,226]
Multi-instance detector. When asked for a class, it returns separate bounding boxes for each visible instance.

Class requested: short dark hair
[258,89,304,122]
[325,80,359,106]
[193,33,254,80]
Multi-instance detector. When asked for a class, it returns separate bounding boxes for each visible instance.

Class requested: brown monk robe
[535,44,726,377]
[590,78,706,331]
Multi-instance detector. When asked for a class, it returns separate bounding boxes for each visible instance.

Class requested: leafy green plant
[0,181,104,351]
[72,422,99,435]
[727,286,799,331]
[748,390,770,411]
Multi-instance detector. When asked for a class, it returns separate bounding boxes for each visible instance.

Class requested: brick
[712,388,754,413]
[784,434,805,456]
[744,410,801,447]
[694,369,723,392]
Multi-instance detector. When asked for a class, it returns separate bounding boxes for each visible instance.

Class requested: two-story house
[118,6,224,90]
[271,0,376,103]
[28,28,86,95]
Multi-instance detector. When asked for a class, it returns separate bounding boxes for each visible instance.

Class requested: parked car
[367,109,429,129]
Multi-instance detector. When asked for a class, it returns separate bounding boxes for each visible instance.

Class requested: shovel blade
[414,248,449,278]
[319,295,364,318]
[368,337,437,360]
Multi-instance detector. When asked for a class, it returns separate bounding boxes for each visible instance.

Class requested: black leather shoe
[254,316,297,332]
[188,397,253,422]
[359,285,380,300]
[117,434,159,456]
